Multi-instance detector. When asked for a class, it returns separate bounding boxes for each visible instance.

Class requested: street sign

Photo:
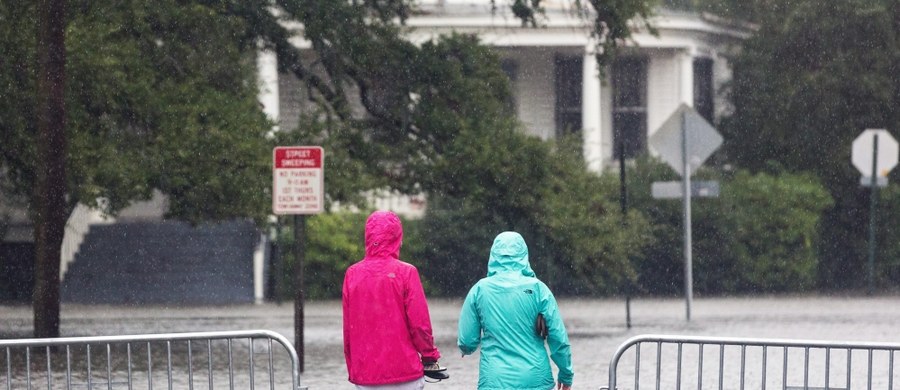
[860,176,889,188]
[649,104,723,322]
[652,181,720,199]
[650,104,722,177]
[850,129,898,296]
[852,129,898,178]
[273,146,324,215]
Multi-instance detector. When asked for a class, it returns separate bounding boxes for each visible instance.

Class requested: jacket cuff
[421,356,437,364]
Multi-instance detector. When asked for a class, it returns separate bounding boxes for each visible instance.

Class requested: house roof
[405,2,754,49]
[282,2,753,51]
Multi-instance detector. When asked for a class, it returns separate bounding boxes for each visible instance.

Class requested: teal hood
[487,231,536,277]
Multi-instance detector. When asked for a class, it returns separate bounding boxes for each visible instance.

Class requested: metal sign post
[649,104,722,322]
[868,136,878,296]
[618,134,632,329]
[273,146,324,372]
[680,111,693,321]
[851,129,898,296]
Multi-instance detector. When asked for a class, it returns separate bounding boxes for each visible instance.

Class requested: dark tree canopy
[1,0,274,222]
[1,0,660,336]
[720,0,900,289]
[1,0,274,337]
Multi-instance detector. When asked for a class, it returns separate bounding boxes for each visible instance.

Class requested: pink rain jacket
[342,211,441,385]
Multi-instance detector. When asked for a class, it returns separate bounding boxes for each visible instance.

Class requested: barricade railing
[0,329,303,390]
[607,334,900,390]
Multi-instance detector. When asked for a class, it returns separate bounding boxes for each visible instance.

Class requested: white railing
[60,204,114,280]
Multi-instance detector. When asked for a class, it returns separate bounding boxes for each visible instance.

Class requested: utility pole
[293,215,306,371]
[273,145,324,373]
[34,0,67,339]
[867,135,878,296]
[681,110,693,322]
[618,136,631,329]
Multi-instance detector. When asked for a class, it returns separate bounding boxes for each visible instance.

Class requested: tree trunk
[33,0,67,339]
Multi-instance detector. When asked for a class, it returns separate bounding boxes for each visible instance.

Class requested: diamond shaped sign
[650,104,722,177]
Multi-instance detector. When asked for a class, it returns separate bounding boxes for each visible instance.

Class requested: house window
[277,72,303,132]
[693,58,715,123]
[500,58,519,116]
[612,57,648,159]
[554,55,583,137]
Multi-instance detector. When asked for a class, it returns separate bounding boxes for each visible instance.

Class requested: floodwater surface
[3,296,900,389]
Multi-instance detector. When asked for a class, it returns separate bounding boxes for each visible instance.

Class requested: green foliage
[261,1,658,297]
[412,130,553,296]
[414,140,829,297]
[623,156,746,295]
[384,36,546,294]
[274,212,437,299]
[667,0,799,23]
[273,33,519,210]
[382,35,653,297]
[273,117,382,211]
[541,137,652,295]
[723,171,833,291]
[0,2,38,196]
[723,0,898,178]
[625,158,832,294]
[0,0,273,223]
[411,200,501,296]
[279,34,584,298]
[274,212,366,300]
[720,0,900,289]
[492,0,657,70]
[414,132,652,296]
[869,186,900,291]
[262,0,657,207]
[621,156,689,295]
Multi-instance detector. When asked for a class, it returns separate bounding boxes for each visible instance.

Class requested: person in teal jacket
[458,231,574,390]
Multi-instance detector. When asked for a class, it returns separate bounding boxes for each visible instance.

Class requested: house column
[255,47,279,304]
[680,47,695,106]
[582,48,604,173]
[257,48,280,130]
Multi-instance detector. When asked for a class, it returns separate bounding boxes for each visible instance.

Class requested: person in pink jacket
[342,210,443,389]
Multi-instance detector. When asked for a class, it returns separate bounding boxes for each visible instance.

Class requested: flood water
[3,295,900,389]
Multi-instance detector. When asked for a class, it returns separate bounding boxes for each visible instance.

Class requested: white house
[260,0,752,176]
[1,1,751,303]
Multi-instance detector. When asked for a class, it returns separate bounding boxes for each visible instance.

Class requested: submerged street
[3,295,900,389]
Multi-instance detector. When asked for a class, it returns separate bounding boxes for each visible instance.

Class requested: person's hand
[556,382,571,390]
[423,360,449,381]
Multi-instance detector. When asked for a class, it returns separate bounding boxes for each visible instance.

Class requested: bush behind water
[626,158,832,295]
[275,158,833,299]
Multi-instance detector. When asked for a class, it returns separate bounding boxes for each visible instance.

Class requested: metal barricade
[607,334,900,390]
[0,330,304,390]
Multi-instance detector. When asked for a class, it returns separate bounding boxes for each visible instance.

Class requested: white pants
[355,377,425,390]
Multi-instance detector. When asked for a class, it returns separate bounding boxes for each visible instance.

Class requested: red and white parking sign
[273,146,324,215]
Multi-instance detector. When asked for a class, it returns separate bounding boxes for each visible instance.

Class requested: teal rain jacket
[458,232,574,390]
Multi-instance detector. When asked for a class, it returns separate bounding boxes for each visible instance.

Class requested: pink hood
[364,210,403,259]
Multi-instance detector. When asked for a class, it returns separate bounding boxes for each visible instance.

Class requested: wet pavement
[3,295,900,389]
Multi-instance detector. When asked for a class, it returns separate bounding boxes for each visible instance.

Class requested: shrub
[626,158,832,294]
[274,212,366,300]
